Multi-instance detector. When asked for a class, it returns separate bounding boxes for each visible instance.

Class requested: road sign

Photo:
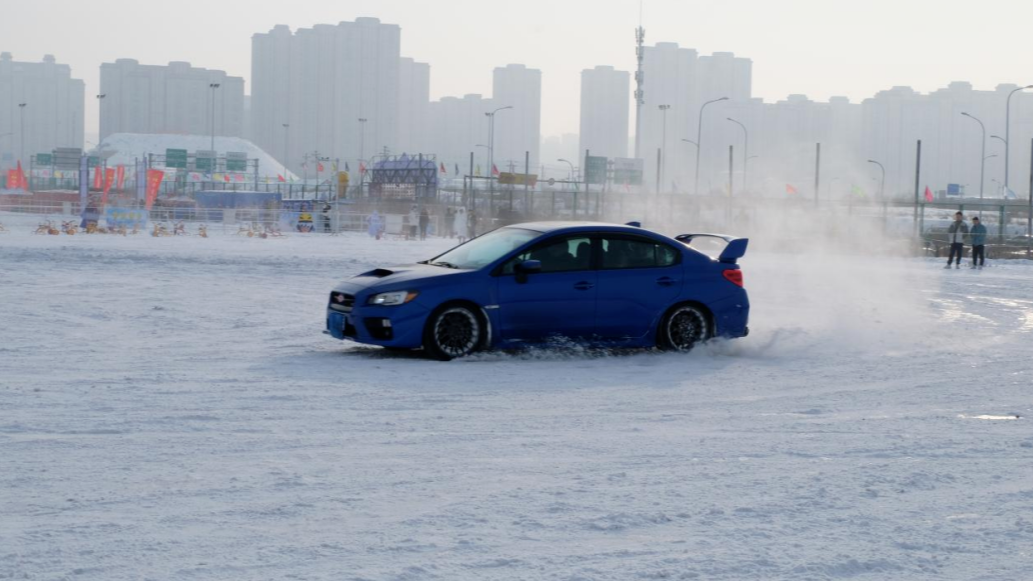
[165,148,188,169]
[548,177,556,186]
[498,172,539,187]
[88,156,100,168]
[53,148,83,169]
[613,157,644,186]
[35,153,53,166]
[194,150,216,172]
[226,151,248,172]
[585,156,608,185]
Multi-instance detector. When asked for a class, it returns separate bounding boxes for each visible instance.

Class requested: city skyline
[4,0,1033,140]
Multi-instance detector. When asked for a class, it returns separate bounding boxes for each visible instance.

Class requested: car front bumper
[326,302,430,348]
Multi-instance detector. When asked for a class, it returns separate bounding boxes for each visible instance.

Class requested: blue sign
[947,183,961,197]
[105,207,149,229]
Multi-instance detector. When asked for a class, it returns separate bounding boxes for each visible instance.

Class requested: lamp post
[1005,85,1032,190]
[208,83,220,153]
[867,159,886,202]
[658,104,671,191]
[18,103,27,164]
[695,97,728,195]
[95,94,105,143]
[358,117,367,196]
[558,158,575,183]
[726,117,748,192]
[485,106,513,205]
[281,123,289,193]
[961,111,987,213]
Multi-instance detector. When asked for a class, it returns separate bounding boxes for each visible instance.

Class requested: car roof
[509,221,659,236]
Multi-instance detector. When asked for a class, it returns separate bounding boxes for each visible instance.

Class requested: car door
[495,235,596,342]
[595,235,683,340]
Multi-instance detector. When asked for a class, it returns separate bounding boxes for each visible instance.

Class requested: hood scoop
[359,268,395,278]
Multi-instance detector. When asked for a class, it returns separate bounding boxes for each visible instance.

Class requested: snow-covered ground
[1,213,1032,580]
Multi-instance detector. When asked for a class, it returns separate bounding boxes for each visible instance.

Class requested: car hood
[334,263,470,294]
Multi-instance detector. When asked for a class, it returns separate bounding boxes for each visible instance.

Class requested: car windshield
[427,227,540,269]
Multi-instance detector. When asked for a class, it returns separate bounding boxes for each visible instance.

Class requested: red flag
[924,186,934,202]
[317,162,325,172]
[278,174,286,183]
[145,169,164,210]
[786,183,798,195]
[101,168,115,206]
[491,164,500,177]
[93,165,102,189]
[17,161,26,189]
[6,169,21,189]
[359,162,367,175]
[439,162,446,174]
[224,174,231,183]
[116,165,126,190]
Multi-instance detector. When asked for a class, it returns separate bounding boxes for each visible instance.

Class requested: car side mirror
[515,259,541,284]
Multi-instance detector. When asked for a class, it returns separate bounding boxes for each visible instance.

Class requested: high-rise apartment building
[579,66,630,160]
[99,59,245,142]
[251,18,403,175]
[0,52,84,170]
[492,64,541,172]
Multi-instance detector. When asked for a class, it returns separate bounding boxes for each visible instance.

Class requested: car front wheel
[424,305,483,360]
[660,304,711,351]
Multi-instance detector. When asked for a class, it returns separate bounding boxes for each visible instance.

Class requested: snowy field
[2,213,1032,581]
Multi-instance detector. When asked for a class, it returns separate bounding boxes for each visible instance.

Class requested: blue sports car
[326,222,749,360]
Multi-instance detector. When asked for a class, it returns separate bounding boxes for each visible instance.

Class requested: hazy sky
[4,0,1032,139]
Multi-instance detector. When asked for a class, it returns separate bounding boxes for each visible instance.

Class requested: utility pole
[1005,85,1032,190]
[913,140,922,234]
[209,83,220,153]
[18,103,27,164]
[95,94,105,144]
[282,123,289,195]
[814,142,821,206]
[358,118,367,198]
[728,145,734,198]
[658,104,670,191]
[727,117,748,193]
[633,20,645,160]
[695,97,728,195]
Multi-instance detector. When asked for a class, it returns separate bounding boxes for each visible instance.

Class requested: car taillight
[723,269,744,287]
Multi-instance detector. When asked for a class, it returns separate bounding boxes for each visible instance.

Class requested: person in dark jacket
[945,211,969,269]
[970,216,987,269]
[418,208,430,240]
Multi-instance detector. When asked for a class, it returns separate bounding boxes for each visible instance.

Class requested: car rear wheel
[424,305,482,361]
[660,304,711,351]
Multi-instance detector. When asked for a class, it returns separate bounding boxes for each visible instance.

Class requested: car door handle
[656,277,678,287]
[573,281,595,290]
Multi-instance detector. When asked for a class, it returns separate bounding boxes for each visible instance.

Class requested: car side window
[501,236,592,274]
[601,237,680,270]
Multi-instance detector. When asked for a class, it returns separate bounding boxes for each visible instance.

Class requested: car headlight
[367,290,419,306]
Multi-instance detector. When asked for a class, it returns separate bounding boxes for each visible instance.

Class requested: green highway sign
[226,152,248,172]
[36,153,53,165]
[585,155,608,185]
[166,148,188,169]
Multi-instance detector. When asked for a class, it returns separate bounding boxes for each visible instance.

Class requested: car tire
[659,304,711,351]
[424,304,483,361]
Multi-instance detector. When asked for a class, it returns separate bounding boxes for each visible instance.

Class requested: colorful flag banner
[492,164,500,177]
[439,162,446,174]
[278,174,286,183]
[116,165,126,190]
[101,168,115,206]
[93,165,102,189]
[786,184,798,195]
[317,162,325,172]
[145,169,164,210]
[924,186,934,202]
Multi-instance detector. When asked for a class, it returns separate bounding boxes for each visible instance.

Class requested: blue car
[326,222,749,360]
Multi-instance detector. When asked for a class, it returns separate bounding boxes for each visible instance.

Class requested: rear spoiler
[675,233,749,264]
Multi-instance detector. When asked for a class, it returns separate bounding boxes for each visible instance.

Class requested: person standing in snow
[367,210,382,239]
[419,208,430,241]
[945,211,969,269]
[454,207,469,242]
[444,207,455,238]
[407,205,419,240]
[321,202,332,233]
[970,216,987,269]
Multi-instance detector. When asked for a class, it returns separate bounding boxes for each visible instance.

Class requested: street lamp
[95,94,105,143]
[18,103,27,164]
[208,83,220,153]
[695,97,728,195]
[1004,85,1032,189]
[281,123,289,182]
[658,104,671,192]
[727,117,748,192]
[961,111,987,212]
[358,118,368,194]
[867,159,886,203]
[557,158,576,183]
[485,105,513,179]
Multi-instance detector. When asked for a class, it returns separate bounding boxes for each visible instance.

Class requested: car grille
[329,292,355,313]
